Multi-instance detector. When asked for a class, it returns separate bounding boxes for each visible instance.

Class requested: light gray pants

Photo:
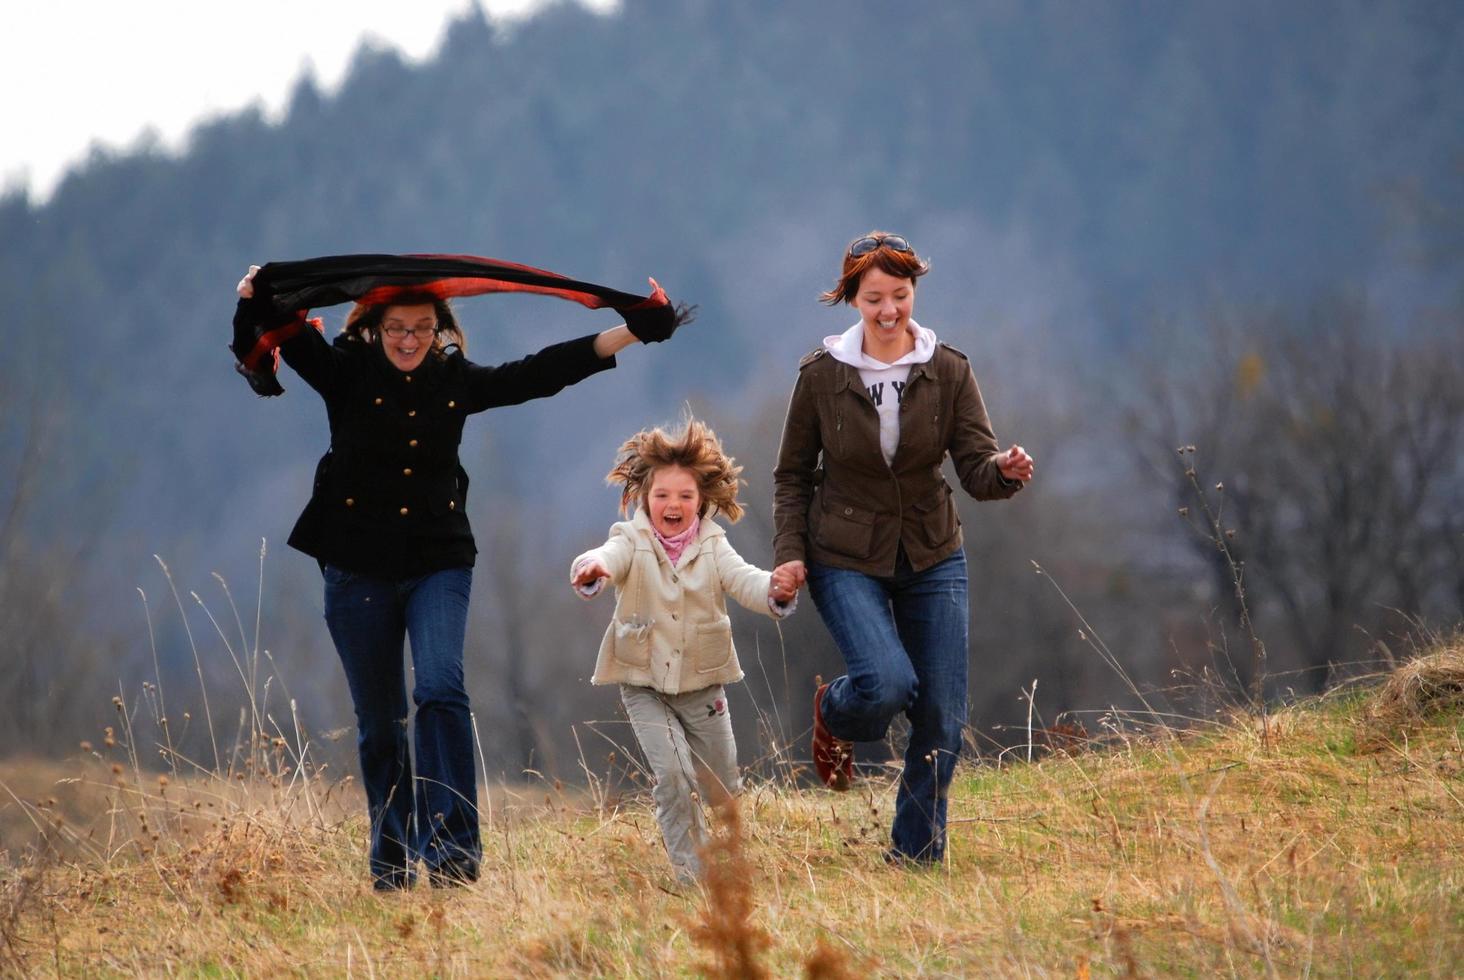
[620,684,741,881]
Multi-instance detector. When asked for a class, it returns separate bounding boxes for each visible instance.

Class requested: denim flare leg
[808,548,968,862]
[323,564,479,888]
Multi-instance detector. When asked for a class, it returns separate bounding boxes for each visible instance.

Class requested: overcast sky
[3,0,615,203]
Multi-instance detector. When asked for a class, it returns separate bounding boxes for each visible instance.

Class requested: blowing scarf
[231,253,678,396]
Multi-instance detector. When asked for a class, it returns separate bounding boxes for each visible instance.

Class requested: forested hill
[9,2,1461,341]
[2,0,1460,760]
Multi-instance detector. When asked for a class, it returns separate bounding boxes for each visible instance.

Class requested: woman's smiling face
[380,303,437,372]
[647,465,701,537]
[854,267,916,345]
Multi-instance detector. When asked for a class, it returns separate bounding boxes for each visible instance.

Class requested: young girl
[570,417,797,884]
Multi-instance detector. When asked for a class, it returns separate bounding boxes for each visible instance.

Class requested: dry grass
[3,648,1462,977]
[1362,635,1464,742]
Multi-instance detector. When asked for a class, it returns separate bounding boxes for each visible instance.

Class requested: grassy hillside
[3,642,1461,977]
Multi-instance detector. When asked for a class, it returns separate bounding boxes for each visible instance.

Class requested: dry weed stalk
[1174,447,1271,738]
[802,935,860,979]
[690,800,772,979]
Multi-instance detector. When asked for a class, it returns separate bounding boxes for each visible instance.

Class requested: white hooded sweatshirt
[822,320,938,464]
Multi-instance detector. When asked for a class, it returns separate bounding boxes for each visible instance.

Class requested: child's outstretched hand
[571,558,610,596]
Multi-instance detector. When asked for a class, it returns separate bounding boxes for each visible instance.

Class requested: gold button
[448,500,456,510]
[345,498,355,507]
[448,400,456,408]
[404,375,413,383]
[408,410,417,417]
[408,439,418,447]
[373,397,383,406]
[403,468,413,476]
[399,507,409,516]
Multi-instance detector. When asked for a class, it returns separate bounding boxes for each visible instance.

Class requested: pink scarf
[653,516,700,567]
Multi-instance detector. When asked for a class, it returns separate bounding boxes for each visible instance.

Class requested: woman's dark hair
[819,230,931,306]
[342,291,466,355]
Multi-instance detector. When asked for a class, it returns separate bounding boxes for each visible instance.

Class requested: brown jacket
[773,341,1021,576]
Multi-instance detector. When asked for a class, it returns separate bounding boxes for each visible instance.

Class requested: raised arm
[593,324,638,359]
[460,333,617,413]
[236,264,343,397]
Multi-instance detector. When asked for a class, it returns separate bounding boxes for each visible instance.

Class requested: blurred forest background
[1,0,1460,781]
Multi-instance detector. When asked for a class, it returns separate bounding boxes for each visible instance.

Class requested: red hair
[819,230,930,306]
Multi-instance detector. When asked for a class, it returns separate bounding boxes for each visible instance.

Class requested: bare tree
[1130,296,1464,690]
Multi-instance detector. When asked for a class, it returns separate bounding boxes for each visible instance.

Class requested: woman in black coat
[236,264,679,889]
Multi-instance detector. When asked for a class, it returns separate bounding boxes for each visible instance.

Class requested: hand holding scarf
[231,253,694,396]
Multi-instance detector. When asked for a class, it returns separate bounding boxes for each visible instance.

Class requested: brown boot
[812,683,853,791]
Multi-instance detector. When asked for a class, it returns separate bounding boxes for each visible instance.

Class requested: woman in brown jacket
[771,232,1034,864]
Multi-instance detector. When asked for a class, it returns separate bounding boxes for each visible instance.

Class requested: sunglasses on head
[848,235,913,257]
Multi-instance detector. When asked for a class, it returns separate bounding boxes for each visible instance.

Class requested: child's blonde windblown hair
[606,416,745,522]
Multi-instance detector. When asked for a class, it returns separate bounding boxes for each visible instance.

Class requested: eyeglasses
[382,324,438,340]
[848,235,913,257]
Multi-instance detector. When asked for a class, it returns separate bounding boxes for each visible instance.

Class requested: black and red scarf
[231,253,675,396]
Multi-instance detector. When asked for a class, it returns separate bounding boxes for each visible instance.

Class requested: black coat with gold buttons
[279,325,613,578]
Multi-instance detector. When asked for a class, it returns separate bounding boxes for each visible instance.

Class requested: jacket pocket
[610,616,653,669]
[694,617,734,674]
[815,497,877,559]
[912,486,959,549]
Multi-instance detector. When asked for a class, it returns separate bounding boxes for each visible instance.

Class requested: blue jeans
[323,564,478,888]
[808,548,968,862]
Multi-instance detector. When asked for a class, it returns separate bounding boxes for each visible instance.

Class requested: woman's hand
[236,265,261,299]
[998,444,1035,482]
[772,560,807,594]
[599,278,695,357]
[769,571,795,602]
[620,277,678,343]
